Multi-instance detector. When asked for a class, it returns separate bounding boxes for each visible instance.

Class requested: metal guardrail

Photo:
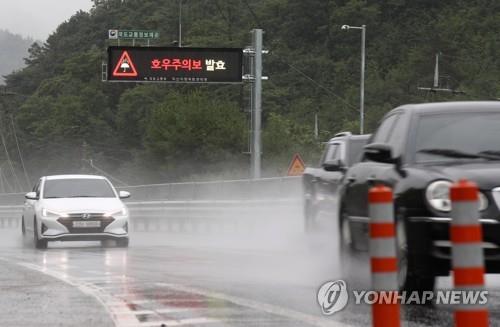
[0,177,303,232]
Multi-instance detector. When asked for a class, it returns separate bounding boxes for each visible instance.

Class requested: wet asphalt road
[1,211,500,327]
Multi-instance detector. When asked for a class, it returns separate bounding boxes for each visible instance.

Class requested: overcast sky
[0,0,93,40]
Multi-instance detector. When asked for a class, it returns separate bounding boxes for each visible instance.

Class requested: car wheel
[21,217,25,235]
[116,238,129,248]
[34,218,47,249]
[339,205,358,284]
[396,214,435,294]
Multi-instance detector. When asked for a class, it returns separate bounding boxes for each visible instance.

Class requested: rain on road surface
[1,211,500,327]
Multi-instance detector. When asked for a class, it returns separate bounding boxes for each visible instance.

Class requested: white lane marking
[9,260,221,327]
[112,310,155,315]
[121,317,219,327]
[15,261,141,327]
[156,283,353,327]
[154,308,191,314]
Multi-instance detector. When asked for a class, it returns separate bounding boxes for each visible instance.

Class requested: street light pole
[360,24,365,135]
[342,24,366,134]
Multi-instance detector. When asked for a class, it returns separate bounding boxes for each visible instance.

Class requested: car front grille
[57,213,115,233]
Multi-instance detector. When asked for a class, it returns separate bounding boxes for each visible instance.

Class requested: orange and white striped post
[450,179,489,327]
[369,185,400,327]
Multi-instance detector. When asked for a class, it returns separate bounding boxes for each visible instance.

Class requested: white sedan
[22,175,130,249]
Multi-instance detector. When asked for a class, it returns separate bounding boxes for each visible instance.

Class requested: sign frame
[107,46,243,84]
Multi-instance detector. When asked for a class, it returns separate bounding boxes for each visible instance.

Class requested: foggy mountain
[0,30,34,84]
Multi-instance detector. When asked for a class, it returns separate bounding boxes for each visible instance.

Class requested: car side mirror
[119,191,130,199]
[25,192,38,200]
[322,159,346,172]
[364,143,396,164]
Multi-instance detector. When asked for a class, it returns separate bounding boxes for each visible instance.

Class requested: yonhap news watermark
[317,280,488,315]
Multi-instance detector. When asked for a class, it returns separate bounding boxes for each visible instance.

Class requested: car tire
[116,238,129,248]
[21,217,25,235]
[34,218,48,249]
[395,212,435,294]
[339,205,362,286]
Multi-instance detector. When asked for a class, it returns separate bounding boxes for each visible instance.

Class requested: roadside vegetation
[1,0,499,187]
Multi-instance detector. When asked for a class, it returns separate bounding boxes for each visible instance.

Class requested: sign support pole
[251,29,263,179]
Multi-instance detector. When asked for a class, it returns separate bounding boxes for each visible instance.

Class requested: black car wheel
[34,218,48,249]
[339,205,359,284]
[395,212,435,293]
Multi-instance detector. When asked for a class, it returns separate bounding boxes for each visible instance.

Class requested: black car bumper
[407,217,500,276]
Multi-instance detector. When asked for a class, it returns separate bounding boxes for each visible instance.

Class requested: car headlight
[425,180,488,212]
[42,208,69,218]
[425,180,452,212]
[103,208,127,217]
[478,192,489,211]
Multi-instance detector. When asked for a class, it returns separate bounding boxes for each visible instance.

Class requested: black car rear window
[347,139,367,165]
[43,179,116,199]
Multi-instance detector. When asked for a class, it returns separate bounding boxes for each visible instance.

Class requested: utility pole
[314,113,319,140]
[178,0,183,47]
[243,29,268,179]
[417,53,464,94]
[251,29,263,179]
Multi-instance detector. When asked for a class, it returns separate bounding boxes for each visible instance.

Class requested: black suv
[303,132,369,232]
[339,101,500,291]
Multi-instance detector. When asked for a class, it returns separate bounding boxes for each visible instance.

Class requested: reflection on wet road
[2,217,500,326]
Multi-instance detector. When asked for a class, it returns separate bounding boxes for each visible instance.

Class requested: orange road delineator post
[450,179,489,327]
[369,185,400,327]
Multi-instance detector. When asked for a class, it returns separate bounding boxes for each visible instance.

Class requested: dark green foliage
[2,0,500,185]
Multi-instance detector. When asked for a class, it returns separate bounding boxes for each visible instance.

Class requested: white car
[22,175,130,249]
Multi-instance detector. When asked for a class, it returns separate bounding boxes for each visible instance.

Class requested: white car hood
[41,198,124,214]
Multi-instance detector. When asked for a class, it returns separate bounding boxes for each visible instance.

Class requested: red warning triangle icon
[112,51,138,77]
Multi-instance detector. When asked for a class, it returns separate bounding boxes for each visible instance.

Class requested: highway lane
[1,211,500,327]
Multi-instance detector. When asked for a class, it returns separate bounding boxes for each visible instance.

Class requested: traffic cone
[369,184,400,327]
[450,179,489,327]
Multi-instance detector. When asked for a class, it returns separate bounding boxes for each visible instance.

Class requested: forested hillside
[0,30,33,84]
[1,0,500,188]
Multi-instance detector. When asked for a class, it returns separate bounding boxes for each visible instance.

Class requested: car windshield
[43,179,116,199]
[414,112,500,163]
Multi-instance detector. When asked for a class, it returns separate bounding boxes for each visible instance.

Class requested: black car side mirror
[364,143,396,164]
[322,159,346,172]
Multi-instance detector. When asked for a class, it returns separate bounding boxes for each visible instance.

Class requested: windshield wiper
[478,150,500,159]
[419,148,500,161]
[418,148,481,159]
[44,196,63,199]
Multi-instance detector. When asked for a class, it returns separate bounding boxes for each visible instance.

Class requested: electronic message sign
[107,46,243,83]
